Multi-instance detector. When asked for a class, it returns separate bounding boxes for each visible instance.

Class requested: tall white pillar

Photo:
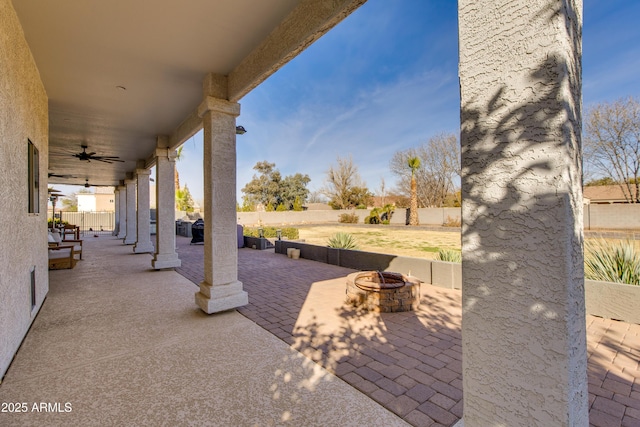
[113,188,120,236]
[134,168,154,253]
[152,147,181,269]
[195,96,248,314]
[123,179,137,245]
[117,185,127,239]
[458,1,587,426]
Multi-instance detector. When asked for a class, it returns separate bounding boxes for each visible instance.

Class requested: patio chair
[49,230,83,260]
[48,246,76,269]
[62,224,80,240]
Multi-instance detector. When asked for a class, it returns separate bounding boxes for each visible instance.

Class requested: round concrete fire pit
[346,271,421,313]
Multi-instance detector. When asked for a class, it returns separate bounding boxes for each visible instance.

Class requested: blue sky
[67,0,640,204]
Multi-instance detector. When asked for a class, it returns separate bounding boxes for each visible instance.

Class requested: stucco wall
[459,0,587,425]
[0,0,49,379]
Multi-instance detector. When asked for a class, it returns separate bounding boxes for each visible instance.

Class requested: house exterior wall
[77,194,97,212]
[78,193,115,212]
[0,0,49,379]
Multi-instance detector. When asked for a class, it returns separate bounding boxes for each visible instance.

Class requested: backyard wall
[239,205,640,230]
[584,204,640,230]
[238,207,462,227]
[0,0,50,379]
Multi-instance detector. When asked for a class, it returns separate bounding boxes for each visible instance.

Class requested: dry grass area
[295,226,639,260]
[296,225,461,259]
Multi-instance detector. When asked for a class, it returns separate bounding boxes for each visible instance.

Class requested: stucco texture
[0,0,49,379]
[459,0,587,426]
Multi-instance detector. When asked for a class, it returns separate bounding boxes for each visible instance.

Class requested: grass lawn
[295,225,639,262]
[296,225,461,260]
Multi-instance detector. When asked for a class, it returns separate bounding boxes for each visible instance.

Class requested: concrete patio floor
[176,236,640,427]
[0,237,408,427]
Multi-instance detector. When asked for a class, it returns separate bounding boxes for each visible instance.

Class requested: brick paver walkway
[176,236,640,427]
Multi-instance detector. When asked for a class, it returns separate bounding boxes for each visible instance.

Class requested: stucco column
[152,147,181,269]
[113,188,120,236]
[133,168,154,253]
[458,1,587,426]
[195,96,248,313]
[116,185,127,239]
[123,179,137,245]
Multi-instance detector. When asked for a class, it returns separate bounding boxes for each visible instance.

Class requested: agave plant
[584,239,640,285]
[436,248,461,263]
[327,232,359,250]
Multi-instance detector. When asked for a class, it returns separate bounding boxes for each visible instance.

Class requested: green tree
[241,161,310,210]
[292,196,303,211]
[176,184,194,212]
[407,156,421,226]
[61,193,78,212]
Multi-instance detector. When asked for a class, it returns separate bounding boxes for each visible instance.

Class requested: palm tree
[407,156,420,226]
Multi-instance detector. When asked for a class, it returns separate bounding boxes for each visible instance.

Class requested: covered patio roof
[13,0,366,187]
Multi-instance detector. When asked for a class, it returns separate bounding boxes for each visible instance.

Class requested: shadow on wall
[459,2,585,421]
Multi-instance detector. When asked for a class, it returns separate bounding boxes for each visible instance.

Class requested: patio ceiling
[13,0,365,187]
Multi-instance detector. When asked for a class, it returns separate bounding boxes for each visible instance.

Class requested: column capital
[136,168,151,177]
[124,179,136,185]
[155,148,177,161]
[198,96,240,118]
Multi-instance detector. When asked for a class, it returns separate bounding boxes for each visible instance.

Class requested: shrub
[436,248,461,263]
[584,239,640,285]
[243,226,299,240]
[338,212,359,223]
[327,232,359,249]
[443,215,461,227]
[364,207,381,224]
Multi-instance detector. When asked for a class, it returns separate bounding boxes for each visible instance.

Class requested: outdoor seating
[48,246,75,269]
[62,224,80,240]
[48,230,83,260]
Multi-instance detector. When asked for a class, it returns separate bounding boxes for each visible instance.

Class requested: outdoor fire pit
[346,271,421,313]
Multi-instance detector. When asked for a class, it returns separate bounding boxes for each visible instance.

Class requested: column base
[152,253,181,269]
[195,280,248,314]
[117,232,126,239]
[124,237,136,245]
[133,242,154,253]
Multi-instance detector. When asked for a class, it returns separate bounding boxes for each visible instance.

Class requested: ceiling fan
[73,144,124,163]
[48,172,77,179]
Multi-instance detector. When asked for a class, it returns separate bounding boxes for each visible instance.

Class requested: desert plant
[327,232,359,250]
[436,248,461,263]
[584,239,640,285]
[443,215,461,227]
[338,212,359,223]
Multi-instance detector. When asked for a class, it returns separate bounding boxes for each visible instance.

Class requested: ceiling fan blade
[87,152,96,156]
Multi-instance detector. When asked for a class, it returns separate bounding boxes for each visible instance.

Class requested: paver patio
[177,236,640,427]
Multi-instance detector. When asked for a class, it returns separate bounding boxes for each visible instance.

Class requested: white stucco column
[133,168,154,253]
[123,179,137,245]
[152,147,181,269]
[195,96,248,314]
[116,185,127,239]
[113,188,120,236]
[458,1,587,426]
